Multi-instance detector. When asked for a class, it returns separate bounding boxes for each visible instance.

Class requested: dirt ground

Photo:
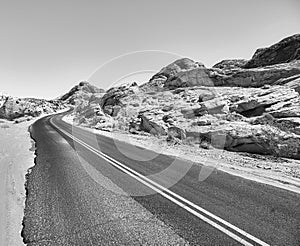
[0,119,34,246]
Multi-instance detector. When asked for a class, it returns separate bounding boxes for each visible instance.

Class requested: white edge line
[50,118,270,246]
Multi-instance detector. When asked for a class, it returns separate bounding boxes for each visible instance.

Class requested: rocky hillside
[0,81,106,123]
[0,95,66,123]
[71,34,300,159]
[58,81,105,105]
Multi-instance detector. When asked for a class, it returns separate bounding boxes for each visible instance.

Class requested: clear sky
[0,0,299,99]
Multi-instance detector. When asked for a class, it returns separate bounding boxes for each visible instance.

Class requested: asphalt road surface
[21,112,300,245]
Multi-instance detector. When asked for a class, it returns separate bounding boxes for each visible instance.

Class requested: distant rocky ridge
[243,34,300,68]
[0,82,105,123]
[70,34,300,160]
[0,95,66,123]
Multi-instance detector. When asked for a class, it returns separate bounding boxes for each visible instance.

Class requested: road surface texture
[22,112,300,245]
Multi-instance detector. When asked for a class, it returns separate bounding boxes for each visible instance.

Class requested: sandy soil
[0,119,34,246]
[0,108,70,246]
[63,115,300,194]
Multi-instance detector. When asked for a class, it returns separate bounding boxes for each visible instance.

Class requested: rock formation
[243,34,300,68]
[72,34,300,160]
[0,96,66,122]
[59,81,105,105]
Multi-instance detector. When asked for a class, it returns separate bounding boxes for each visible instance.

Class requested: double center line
[50,117,270,246]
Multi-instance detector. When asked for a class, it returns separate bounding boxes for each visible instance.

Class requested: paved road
[22,112,300,245]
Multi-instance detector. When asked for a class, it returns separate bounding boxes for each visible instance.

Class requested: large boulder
[203,97,229,114]
[150,58,205,82]
[138,114,166,136]
[100,82,139,116]
[164,67,216,89]
[244,34,300,68]
[73,100,116,132]
[94,117,115,132]
[181,104,208,119]
[167,126,186,140]
[59,81,105,105]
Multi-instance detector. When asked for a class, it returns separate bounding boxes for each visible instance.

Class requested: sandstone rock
[94,120,115,132]
[190,115,217,126]
[251,113,275,125]
[129,118,141,134]
[150,58,205,83]
[284,77,300,94]
[231,86,298,117]
[274,74,300,85]
[213,59,248,70]
[199,141,211,149]
[164,68,216,89]
[68,34,300,160]
[162,115,174,124]
[191,120,211,126]
[181,105,208,118]
[273,73,300,95]
[198,91,215,102]
[139,77,166,93]
[0,96,65,121]
[202,98,229,114]
[186,121,300,159]
[163,60,300,89]
[161,105,174,112]
[138,114,166,136]
[59,81,105,105]
[244,34,300,68]
[275,117,300,135]
[167,126,186,140]
[101,82,138,116]
[215,61,300,87]
[111,105,122,117]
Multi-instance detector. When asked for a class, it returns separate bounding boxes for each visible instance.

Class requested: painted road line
[50,118,270,246]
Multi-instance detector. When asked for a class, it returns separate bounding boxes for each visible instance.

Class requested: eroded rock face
[274,74,300,94]
[150,58,205,82]
[139,114,166,136]
[60,81,105,105]
[73,80,300,159]
[71,34,300,160]
[230,86,299,117]
[186,121,300,159]
[0,96,66,121]
[164,67,216,89]
[244,34,300,68]
[219,61,300,87]
[73,94,116,131]
[213,59,248,70]
[100,82,139,116]
[162,60,300,89]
